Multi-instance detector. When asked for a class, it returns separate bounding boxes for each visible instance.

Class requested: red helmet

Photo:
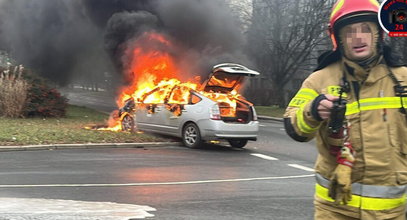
[329,0,380,50]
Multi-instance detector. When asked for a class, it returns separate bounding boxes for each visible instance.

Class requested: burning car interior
[112,62,260,148]
[99,31,260,148]
[218,99,254,123]
[121,86,253,122]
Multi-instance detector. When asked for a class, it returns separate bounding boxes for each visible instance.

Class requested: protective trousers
[315,200,406,220]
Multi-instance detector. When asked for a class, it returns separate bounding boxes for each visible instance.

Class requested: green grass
[254,106,285,118]
[0,105,165,146]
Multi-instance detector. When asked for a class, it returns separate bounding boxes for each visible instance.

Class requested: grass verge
[0,105,166,146]
[254,106,285,118]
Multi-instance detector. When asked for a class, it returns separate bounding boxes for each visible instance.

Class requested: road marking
[251,153,279,161]
[288,164,314,172]
[259,125,267,127]
[0,197,155,219]
[0,174,314,188]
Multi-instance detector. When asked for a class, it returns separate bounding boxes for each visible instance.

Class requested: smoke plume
[0,0,250,85]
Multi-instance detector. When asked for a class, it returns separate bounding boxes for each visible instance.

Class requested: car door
[168,92,205,135]
[136,87,169,132]
[159,86,196,134]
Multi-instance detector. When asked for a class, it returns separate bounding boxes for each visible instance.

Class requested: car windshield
[142,85,172,103]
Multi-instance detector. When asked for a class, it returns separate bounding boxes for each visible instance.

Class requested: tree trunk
[271,81,286,108]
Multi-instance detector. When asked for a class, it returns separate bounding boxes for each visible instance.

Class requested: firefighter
[284,0,407,219]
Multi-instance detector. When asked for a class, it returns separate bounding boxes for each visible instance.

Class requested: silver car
[119,63,260,148]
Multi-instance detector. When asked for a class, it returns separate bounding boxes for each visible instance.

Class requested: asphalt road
[0,89,320,219]
[61,88,318,162]
[0,146,316,220]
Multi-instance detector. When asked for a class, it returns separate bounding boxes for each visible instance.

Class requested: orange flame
[100,32,243,132]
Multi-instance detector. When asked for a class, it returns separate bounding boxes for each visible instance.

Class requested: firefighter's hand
[328,164,352,205]
[316,95,339,120]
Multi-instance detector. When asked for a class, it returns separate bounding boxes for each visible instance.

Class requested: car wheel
[182,123,202,148]
[121,114,135,132]
[228,139,248,148]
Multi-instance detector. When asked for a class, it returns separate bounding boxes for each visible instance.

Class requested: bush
[0,65,68,118]
[23,71,68,118]
[0,66,29,118]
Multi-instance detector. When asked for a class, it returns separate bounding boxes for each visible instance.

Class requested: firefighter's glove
[328,146,355,205]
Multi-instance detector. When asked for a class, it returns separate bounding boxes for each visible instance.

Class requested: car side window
[190,93,202,105]
[168,85,191,104]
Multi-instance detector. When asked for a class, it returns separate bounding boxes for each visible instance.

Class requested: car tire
[182,123,202,148]
[121,114,135,132]
[228,139,248,148]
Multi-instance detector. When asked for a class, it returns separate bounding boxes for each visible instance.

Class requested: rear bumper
[198,119,259,141]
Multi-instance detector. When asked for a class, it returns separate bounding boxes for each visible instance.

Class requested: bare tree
[226,0,253,34]
[245,0,333,106]
[388,37,407,64]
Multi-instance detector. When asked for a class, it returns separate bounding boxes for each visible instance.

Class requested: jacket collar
[341,56,388,85]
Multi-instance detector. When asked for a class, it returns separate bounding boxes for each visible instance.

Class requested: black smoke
[0,0,115,84]
[157,0,250,74]
[104,10,159,72]
[0,0,250,85]
[104,0,250,79]
[83,0,155,28]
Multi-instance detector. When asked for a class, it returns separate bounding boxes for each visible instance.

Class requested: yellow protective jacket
[284,57,407,219]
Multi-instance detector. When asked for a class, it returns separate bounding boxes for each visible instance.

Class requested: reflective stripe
[330,0,345,19]
[346,101,360,115]
[345,97,407,116]
[295,88,319,100]
[296,106,319,134]
[288,88,319,133]
[288,88,319,107]
[369,0,380,7]
[288,98,308,107]
[315,184,406,211]
[288,88,318,107]
[316,173,407,198]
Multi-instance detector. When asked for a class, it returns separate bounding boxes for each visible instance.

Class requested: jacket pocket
[388,119,407,155]
[396,171,407,185]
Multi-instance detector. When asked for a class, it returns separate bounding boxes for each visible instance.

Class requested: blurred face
[341,22,374,60]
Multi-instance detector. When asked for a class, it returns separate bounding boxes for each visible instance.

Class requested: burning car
[118,63,260,148]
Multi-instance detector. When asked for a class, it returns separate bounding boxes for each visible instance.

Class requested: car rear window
[190,94,202,104]
[207,72,240,89]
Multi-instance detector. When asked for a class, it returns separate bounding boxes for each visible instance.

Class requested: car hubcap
[185,126,197,145]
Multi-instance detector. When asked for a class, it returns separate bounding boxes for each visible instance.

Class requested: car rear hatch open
[201,63,260,123]
[201,63,260,94]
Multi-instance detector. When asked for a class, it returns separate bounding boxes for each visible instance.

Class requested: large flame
[101,32,242,132]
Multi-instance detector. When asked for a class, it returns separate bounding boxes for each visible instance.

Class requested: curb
[1,117,280,152]
[0,142,182,152]
[258,115,284,122]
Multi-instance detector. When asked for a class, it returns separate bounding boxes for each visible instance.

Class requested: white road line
[288,164,314,172]
[0,174,314,188]
[250,153,279,161]
[259,125,267,127]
